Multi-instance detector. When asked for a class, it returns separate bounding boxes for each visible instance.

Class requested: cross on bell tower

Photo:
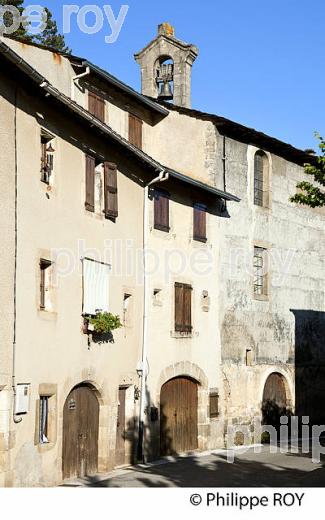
[134,23,199,108]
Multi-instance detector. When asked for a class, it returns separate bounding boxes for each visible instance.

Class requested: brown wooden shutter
[183,284,192,333]
[128,113,143,149]
[175,283,184,332]
[88,91,105,122]
[154,189,169,232]
[175,283,192,333]
[193,204,207,242]
[104,162,118,218]
[85,155,95,212]
[88,91,96,116]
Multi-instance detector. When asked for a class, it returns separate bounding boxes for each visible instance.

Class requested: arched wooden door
[160,377,198,456]
[262,373,288,427]
[62,385,99,479]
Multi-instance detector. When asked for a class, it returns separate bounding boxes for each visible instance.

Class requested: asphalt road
[63,444,325,487]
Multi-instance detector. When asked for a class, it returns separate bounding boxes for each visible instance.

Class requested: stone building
[0,23,324,486]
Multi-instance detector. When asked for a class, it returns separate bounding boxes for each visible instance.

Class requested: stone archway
[262,372,291,429]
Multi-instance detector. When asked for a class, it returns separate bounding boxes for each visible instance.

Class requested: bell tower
[134,23,199,108]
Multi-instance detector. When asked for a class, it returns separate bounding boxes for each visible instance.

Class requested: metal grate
[254,152,265,206]
[253,246,267,295]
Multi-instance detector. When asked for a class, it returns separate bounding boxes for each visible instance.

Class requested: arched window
[254,150,269,207]
[155,56,174,102]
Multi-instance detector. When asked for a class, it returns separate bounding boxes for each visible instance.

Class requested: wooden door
[262,373,287,427]
[115,387,127,466]
[62,385,99,479]
[160,377,198,456]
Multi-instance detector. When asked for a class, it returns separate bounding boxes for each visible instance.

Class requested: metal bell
[158,80,173,101]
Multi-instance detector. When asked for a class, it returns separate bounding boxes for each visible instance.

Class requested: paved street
[63,444,325,487]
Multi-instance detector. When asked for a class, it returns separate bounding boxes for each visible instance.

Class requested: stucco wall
[0,73,16,485]
[3,81,144,486]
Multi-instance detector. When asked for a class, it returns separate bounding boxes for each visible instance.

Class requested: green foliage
[290,133,325,208]
[0,0,32,40]
[0,1,70,52]
[89,312,122,334]
[33,8,70,53]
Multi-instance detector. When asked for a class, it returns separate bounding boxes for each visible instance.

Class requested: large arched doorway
[160,377,198,456]
[62,384,99,479]
[262,373,289,429]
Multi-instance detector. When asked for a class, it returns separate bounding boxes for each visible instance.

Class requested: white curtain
[83,258,110,315]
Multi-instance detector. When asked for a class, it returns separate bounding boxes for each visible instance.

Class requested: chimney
[134,23,199,108]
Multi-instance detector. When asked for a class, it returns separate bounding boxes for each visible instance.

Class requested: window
[85,157,118,219]
[88,90,105,122]
[40,130,55,184]
[82,258,110,316]
[85,155,95,212]
[175,282,192,333]
[193,203,207,242]
[254,150,269,207]
[40,259,52,310]
[209,392,219,418]
[154,189,170,232]
[39,396,49,444]
[128,113,143,149]
[123,293,133,327]
[104,162,118,219]
[253,246,268,297]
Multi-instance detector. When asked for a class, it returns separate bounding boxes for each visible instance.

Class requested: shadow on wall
[291,310,325,425]
[122,384,173,465]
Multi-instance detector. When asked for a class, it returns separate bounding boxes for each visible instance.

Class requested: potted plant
[87,311,122,343]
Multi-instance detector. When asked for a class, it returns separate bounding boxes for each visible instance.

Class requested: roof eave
[0,40,239,204]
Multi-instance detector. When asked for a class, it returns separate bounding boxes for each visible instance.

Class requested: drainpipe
[138,169,169,463]
[71,65,90,101]
[12,87,22,424]
[222,135,227,212]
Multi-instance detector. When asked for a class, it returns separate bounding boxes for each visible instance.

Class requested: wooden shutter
[88,91,105,122]
[104,162,118,218]
[183,284,192,332]
[128,113,143,149]
[175,283,192,333]
[85,155,95,212]
[154,189,169,232]
[193,204,207,242]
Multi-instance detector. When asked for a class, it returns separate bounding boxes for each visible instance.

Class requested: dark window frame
[254,151,268,207]
[253,246,268,296]
[209,392,219,418]
[39,259,52,310]
[40,130,55,185]
[39,396,49,444]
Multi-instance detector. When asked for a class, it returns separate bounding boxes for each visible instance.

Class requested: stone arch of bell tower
[134,23,199,108]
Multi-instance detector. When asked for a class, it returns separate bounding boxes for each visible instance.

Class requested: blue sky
[32,0,325,150]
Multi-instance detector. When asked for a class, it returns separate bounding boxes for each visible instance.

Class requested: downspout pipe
[71,65,90,101]
[12,87,22,424]
[138,169,169,463]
